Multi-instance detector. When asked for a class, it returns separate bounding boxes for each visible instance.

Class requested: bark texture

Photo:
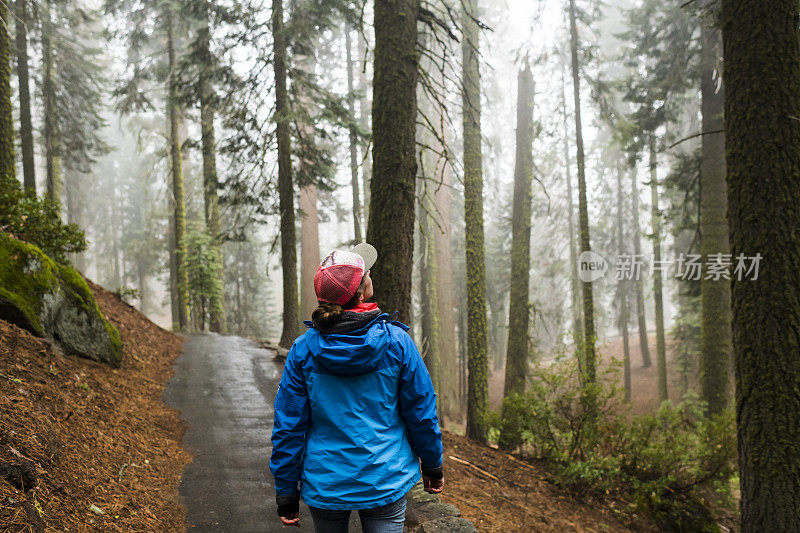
[0,0,13,186]
[434,159,458,422]
[503,65,534,399]
[569,0,597,389]
[617,167,631,402]
[15,0,35,193]
[417,30,441,396]
[299,184,320,320]
[630,169,652,367]
[42,0,61,206]
[419,185,441,391]
[420,30,458,422]
[273,0,300,348]
[166,11,189,330]
[722,0,800,529]
[295,52,320,322]
[199,0,226,333]
[649,136,668,402]
[168,216,179,328]
[462,0,489,442]
[358,33,371,230]
[560,69,582,346]
[367,0,418,323]
[699,26,731,417]
[345,25,363,242]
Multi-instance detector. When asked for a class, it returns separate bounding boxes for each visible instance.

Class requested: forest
[0,0,798,531]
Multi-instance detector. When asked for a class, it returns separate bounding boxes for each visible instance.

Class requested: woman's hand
[280,513,300,527]
[423,475,444,494]
[422,464,444,494]
[276,494,300,527]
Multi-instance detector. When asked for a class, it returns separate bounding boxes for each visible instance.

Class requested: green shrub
[491,358,737,529]
[496,356,623,461]
[185,225,224,328]
[0,182,86,263]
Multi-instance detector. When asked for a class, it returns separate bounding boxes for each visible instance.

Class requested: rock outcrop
[0,232,122,366]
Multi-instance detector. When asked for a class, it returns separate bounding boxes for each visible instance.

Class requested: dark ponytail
[312,275,369,331]
[312,302,345,330]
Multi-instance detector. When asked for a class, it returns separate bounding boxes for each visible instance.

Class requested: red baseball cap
[314,243,377,305]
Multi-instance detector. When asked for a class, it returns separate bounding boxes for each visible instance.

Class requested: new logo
[578,251,608,283]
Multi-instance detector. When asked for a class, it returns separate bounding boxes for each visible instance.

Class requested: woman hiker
[269,243,445,532]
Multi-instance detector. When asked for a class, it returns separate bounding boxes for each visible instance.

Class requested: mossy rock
[418,518,478,533]
[405,481,476,532]
[0,232,122,366]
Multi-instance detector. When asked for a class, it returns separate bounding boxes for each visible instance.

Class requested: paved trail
[164,334,330,532]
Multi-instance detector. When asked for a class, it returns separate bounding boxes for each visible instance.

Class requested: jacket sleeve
[269,345,310,496]
[397,330,443,469]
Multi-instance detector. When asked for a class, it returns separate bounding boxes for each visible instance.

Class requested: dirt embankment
[440,432,653,533]
[0,280,189,532]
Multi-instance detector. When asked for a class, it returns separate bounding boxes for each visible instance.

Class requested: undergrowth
[488,355,737,532]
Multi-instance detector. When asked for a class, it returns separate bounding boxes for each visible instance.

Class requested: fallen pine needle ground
[0,280,189,532]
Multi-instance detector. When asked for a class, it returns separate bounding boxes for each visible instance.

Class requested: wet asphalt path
[163,334,318,532]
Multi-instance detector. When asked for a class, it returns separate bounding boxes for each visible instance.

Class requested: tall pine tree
[503,63,534,400]
[722,0,800,528]
[462,0,489,442]
[273,0,300,348]
[14,0,34,193]
[699,22,731,416]
[569,0,598,409]
[0,0,15,186]
[367,0,419,322]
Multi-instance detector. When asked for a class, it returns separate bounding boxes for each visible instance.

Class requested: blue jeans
[308,497,406,533]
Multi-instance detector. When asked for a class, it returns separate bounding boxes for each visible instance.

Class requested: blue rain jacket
[269,312,443,510]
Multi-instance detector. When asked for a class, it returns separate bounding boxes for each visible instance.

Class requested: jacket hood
[304,312,401,376]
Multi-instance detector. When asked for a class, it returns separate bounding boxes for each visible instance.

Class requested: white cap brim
[351,242,378,270]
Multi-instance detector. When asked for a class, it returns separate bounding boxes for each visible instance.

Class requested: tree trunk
[111,178,121,289]
[358,33,371,231]
[234,246,243,332]
[434,185,458,422]
[499,64,534,449]
[199,1,226,333]
[299,184,320,319]
[0,0,14,187]
[42,0,61,207]
[367,0,418,323]
[168,212,179,328]
[66,176,86,271]
[137,254,147,313]
[294,51,320,322]
[569,0,597,393]
[631,169,652,368]
[345,24,363,242]
[503,64,534,400]
[722,0,800,528]
[462,0,489,443]
[649,135,668,402]
[617,166,631,402]
[273,0,300,348]
[417,29,440,392]
[433,125,458,424]
[166,10,189,330]
[560,68,582,347]
[15,0,34,193]
[417,29,458,423]
[419,185,441,391]
[699,26,731,417]
[458,292,467,415]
